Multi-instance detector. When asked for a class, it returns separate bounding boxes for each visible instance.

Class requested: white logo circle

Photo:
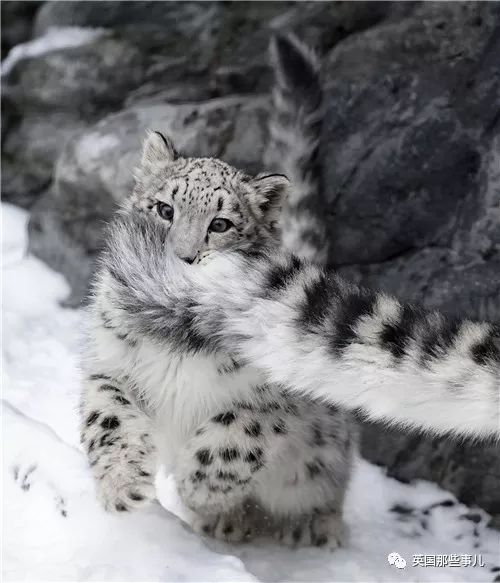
[388,552,407,569]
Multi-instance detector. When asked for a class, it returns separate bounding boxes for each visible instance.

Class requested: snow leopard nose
[181,256,195,264]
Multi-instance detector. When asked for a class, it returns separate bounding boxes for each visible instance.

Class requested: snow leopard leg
[175,390,354,548]
[80,373,157,512]
[174,402,272,543]
[253,395,355,550]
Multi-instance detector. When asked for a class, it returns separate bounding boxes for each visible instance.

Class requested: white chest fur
[90,319,263,467]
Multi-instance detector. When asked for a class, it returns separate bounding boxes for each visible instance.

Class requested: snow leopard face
[128,131,289,264]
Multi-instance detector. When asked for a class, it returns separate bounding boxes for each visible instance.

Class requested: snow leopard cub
[81,131,356,549]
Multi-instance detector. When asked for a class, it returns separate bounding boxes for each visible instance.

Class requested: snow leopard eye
[209,218,233,233]
[156,202,174,221]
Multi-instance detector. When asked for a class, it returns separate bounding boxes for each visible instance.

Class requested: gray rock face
[2,1,222,206]
[321,3,500,321]
[1,1,42,58]
[1,23,215,207]
[33,1,220,37]
[2,1,402,207]
[2,1,499,519]
[2,32,143,206]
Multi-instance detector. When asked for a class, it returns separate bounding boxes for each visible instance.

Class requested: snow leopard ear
[250,173,290,223]
[135,130,178,184]
[141,130,178,166]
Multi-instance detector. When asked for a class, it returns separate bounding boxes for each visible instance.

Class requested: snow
[1,27,108,76]
[2,201,499,581]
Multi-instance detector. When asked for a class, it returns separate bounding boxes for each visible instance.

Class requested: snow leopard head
[128,130,289,264]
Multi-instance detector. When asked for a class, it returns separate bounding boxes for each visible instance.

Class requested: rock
[34,1,219,37]
[268,0,415,53]
[1,1,43,59]
[2,0,225,207]
[3,1,416,208]
[2,111,88,208]
[1,27,213,207]
[1,31,146,207]
[211,2,405,96]
[320,2,500,316]
[4,34,146,112]
[28,96,269,305]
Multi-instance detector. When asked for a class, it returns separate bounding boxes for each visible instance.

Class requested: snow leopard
[81,35,356,548]
[98,50,500,440]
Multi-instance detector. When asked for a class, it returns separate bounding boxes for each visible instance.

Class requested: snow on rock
[1,26,108,76]
[2,202,499,581]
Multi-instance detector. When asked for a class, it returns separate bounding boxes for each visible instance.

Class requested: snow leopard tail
[105,213,500,440]
[267,34,329,265]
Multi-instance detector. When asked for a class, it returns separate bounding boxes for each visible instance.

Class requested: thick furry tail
[266,34,329,265]
[105,212,500,440]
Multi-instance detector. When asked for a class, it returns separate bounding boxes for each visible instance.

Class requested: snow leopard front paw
[309,511,348,550]
[97,473,156,513]
[190,510,254,544]
[94,447,157,513]
[275,511,347,550]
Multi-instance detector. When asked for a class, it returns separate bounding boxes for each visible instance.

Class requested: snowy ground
[2,202,499,582]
